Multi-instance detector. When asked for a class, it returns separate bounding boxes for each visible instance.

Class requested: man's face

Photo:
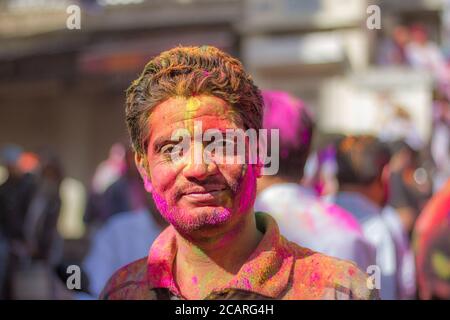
[136,95,260,238]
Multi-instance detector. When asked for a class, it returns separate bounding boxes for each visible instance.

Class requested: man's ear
[135,153,153,193]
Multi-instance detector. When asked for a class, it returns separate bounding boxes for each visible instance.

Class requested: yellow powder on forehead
[184,96,202,134]
[186,96,202,111]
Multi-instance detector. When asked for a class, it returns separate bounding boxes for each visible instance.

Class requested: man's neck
[174,211,263,299]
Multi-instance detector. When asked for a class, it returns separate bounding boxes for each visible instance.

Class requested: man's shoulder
[99,257,154,300]
[285,240,378,300]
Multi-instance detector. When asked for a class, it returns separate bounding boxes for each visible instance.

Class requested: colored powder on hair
[261,91,312,157]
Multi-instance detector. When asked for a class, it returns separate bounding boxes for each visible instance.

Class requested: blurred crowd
[257,88,448,300]
[378,23,450,99]
[0,146,64,299]
[0,142,169,299]
[0,24,449,301]
[0,93,448,300]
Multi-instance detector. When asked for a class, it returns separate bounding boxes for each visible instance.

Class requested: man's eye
[160,144,176,154]
[160,143,186,160]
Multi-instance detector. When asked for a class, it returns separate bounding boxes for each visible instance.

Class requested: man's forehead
[147,95,243,141]
[149,95,234,120]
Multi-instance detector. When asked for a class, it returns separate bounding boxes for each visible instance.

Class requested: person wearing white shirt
[256,91,376,272]
[333,135,400,300]
[382,206,416,299]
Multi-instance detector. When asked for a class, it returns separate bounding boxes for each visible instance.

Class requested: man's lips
[181,185,227,203]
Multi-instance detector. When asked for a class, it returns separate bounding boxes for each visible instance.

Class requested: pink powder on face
[143,177,152,192]
[235,164,257,215]
[151,187,233,235]
[151,190,171,219]
[146,94,260,237]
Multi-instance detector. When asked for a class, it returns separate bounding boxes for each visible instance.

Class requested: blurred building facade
[240,0,442,143]
[0,0,445,185]
[0,0,241,186]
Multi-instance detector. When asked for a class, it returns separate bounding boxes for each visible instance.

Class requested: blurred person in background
[0,145,36,299]
[83,148,167,298]
[431,91,450,192]
[91,143,126,196]
[17,152,40,176]
[414,178,450,299]
[303,138,342,200]
[378,104,423,151]
[84,143,126,229]
[0,145,36,249]
[381,142,418,299]
[333,136,399,300]
[102,149,149,220]
[405,23,450,97]
[381,203,417,299]
[377,25,410,66]
[22,150,64,265]
[0,145,25,299]
[11,149,65,299]
[388,141,433,237]
[255,91,376,271]
[376,96,432,233]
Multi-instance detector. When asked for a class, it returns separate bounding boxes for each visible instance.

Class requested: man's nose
[182,142,218,180]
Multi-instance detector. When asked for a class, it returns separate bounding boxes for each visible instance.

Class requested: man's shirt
[334,192,398,300]
[100,212,378,300]
[255,183,376,271]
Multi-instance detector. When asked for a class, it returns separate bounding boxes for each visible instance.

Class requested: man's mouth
[181,185,227,203]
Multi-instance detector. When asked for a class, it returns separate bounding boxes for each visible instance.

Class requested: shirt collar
[146,212,294,299]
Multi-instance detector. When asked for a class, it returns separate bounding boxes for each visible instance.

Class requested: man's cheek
[219,164,247,192]
[151,190,175,224]
[235,164,257,211]
[149,166,178,196]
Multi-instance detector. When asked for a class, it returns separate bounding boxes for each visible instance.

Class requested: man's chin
[170,206,233,236]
